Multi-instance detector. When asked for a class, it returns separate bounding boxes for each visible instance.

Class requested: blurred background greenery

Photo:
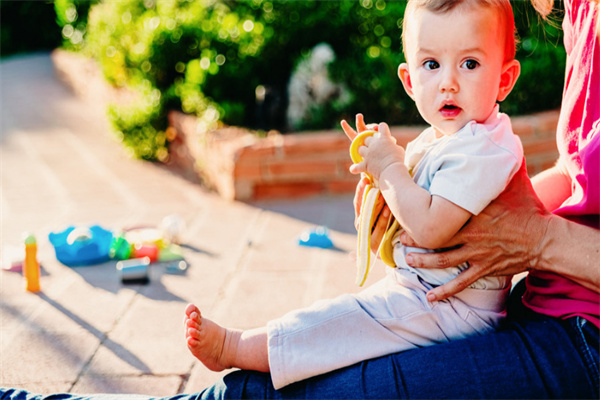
[1,0,565,161]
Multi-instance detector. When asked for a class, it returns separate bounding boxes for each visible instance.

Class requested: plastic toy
[158,243,185,262]
[124,228,164,249]
[298,226,334,249]
[132,242,159,262]
[116,257,150,284]
[166,260,188,273]
[49,225,113,267]
[106,223,188,275]
[109,233,131,260]
[67,227,93,245]
[23,233,40,292]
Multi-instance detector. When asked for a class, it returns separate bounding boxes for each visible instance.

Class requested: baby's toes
[187,326,202,341]
[185,303,200,318]
[186,335,200,348]
[186,316,201,330]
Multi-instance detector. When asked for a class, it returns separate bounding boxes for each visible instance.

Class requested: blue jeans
[2,314,598,399]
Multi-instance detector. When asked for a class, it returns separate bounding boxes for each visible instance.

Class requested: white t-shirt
[393,106,523,289]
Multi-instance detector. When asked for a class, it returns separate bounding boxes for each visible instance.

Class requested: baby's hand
[349,123,406,181]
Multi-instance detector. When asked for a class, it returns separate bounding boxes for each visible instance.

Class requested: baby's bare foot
[184,303,236,371]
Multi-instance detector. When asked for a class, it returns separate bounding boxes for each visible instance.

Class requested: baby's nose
[439,69,459,93]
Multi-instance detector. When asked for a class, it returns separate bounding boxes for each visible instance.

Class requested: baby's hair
[402,0,517,62]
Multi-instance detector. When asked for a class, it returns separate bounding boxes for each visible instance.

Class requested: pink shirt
[523,0,600,328]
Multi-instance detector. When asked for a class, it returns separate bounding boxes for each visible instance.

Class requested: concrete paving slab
[85,298,190,376]
[1,326,100,385]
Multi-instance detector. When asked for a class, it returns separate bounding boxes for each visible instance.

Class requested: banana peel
[350,131,400,286]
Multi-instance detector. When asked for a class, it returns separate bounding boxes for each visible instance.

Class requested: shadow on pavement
[38,292,152,373]
[251,194,357,235]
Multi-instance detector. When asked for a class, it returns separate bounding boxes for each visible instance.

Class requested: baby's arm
[350,123,471,249]
[379,164,471,249]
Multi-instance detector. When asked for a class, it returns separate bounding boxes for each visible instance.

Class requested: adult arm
[400,162,600,301]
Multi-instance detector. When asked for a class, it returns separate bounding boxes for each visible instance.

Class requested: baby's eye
[461,59,479,70]
[423,60,440,70]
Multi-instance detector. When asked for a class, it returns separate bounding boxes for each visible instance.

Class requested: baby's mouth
[440,104,461,117]
[441,104,459,111]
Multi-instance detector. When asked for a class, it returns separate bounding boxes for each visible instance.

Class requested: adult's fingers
[341,119,358,141]
[405,243,470,271]
[426,265,484,301]
[370,204,390,253]
[355,113,368,132]
[353,177,370,225]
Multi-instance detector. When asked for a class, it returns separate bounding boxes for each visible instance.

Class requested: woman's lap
[197,314,599,399]
[2,314,598,400]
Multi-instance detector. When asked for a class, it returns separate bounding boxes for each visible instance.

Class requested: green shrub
[54,0,99,52]
[67,0,267,160]
[53,0,566,161]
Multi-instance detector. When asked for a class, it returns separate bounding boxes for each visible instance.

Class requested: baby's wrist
[379,162,409,182]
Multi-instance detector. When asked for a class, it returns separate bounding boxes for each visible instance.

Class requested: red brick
[511,117,535,137]
[526,163,538,176]
[235,143,275,161]
[339,158,354,172]
[328,179,360,194]
[233,163,262,179]
[390,127,422,147]
[253,182,325,200]
[266,159,337,180]
[282,134,348,155]
[522,139,558,157]
[535,110,560,133]
[525,153,559,176]
[541,158,558,171]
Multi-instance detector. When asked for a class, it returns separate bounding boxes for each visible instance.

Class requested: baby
[185,0,523,390]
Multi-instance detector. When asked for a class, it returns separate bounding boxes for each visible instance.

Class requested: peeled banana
[349,130,399,286]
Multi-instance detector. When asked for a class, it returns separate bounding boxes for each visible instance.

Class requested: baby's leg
[184,303,269,373]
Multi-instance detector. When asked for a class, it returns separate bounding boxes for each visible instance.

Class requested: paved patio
[0,53,384,396]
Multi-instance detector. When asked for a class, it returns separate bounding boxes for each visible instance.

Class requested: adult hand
[341,113,375,141]
[342,114,391,254]
[400,162,551,301]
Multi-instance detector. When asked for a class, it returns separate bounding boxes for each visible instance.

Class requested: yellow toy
[23,233,40,292]
[350,131,401,286]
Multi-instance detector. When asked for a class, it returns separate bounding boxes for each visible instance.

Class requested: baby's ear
[398,63,415,100]
[497,59,521,102]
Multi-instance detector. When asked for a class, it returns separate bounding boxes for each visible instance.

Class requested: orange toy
[23,233,40,292]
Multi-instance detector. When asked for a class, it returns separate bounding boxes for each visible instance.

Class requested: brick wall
[168,110,559,202]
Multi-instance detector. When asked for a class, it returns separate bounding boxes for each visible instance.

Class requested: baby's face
[401,5,508,137]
